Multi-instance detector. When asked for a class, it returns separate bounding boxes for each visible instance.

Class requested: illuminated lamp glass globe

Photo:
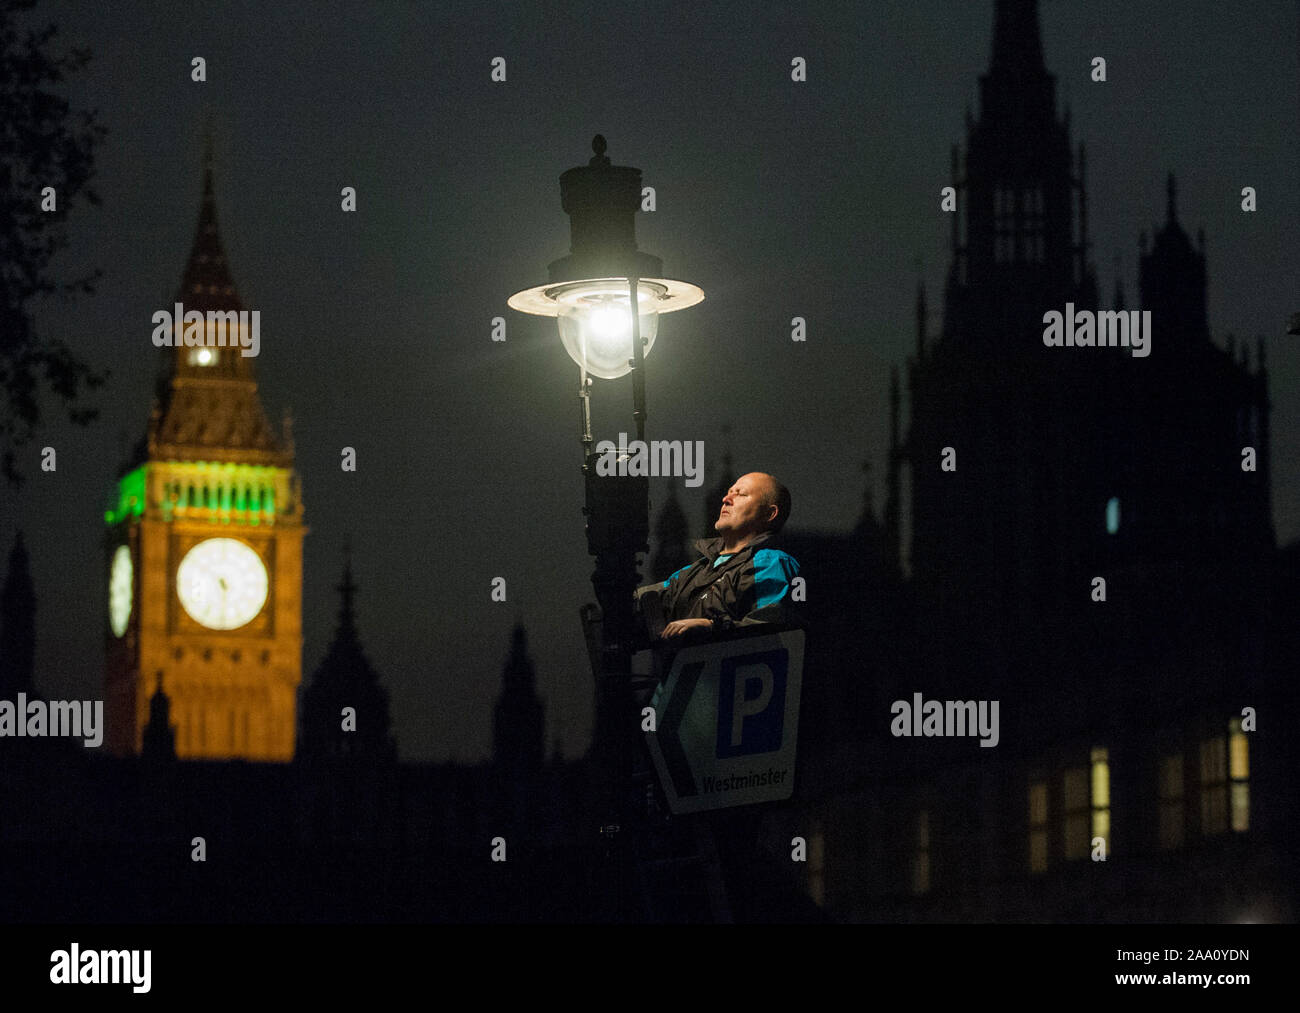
[508,275,704,380]
[557,281,660,380]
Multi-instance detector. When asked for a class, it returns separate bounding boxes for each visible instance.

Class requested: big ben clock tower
[104,150,306,760]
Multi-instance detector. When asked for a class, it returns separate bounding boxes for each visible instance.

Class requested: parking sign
[645,629,804,814]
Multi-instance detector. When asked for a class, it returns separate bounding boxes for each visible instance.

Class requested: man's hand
[661,618,713,638]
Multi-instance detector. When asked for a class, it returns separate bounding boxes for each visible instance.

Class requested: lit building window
[1060,748,1111,860]
[1200,733,1227,835]
[994,186,1015,263]
[1158,753,1185,849]
[911,810,931,895]
[1028,780,1049,873]
[1091,747,1110,856]
[808,821,825,907]
[1229,717,1250,832]
[1021,185,1045,263]
[1106,497,1120,534]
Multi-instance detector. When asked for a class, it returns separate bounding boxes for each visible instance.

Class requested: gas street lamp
[508,135,703,919]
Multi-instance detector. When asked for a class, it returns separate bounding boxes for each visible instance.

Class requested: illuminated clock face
[176,538,269,630]
[109,545,132,637]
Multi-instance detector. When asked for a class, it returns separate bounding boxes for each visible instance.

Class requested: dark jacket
[637,531,801,635]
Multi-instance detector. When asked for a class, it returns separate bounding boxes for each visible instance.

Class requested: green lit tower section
[104,151,306,760]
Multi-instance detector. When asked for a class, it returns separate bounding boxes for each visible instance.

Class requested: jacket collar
[694,530,775,564]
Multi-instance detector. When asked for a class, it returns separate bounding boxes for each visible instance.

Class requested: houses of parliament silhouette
[769,0,1293,923]
[1,0,1295,922]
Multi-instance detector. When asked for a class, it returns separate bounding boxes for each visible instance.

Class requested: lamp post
[509,135,703,919]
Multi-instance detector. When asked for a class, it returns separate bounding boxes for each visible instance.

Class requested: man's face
[715,473,776,539]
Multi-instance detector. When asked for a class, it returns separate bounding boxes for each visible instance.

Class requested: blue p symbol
[716,649,787,757]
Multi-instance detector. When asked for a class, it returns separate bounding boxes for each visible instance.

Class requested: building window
[1106,497,1120,534]
[1158,753,1185,849]
[911,810,931,895]
[1200,733,1227,835]
[1229,717,1250,832]
[808,821,826,907]
[994,186,1015,263]
[1091,748,1110,851]
[1021,186,1045,262]
[1028,780,1049,873]
[1198,720,1246,837]
[1091,747,1111,856]
[1063,765,1090,859]
[1059,747,1111,861]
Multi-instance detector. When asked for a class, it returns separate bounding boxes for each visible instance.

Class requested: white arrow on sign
[645,629,804,815]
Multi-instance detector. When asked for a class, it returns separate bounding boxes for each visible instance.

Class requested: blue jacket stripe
[752,548,799,609]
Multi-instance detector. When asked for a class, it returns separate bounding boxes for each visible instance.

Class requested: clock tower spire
[148,143,285,464]
[105,145,306,761]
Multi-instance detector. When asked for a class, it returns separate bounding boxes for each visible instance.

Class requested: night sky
[2,0,1296,762]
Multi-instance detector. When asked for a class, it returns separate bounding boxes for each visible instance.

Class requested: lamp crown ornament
[553,134,660,283]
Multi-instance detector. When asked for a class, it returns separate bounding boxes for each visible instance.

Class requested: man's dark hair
[764,477,791,533]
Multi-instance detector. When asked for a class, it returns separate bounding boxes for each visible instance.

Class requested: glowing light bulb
[589,303,629,341]
[555,282,660,379]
